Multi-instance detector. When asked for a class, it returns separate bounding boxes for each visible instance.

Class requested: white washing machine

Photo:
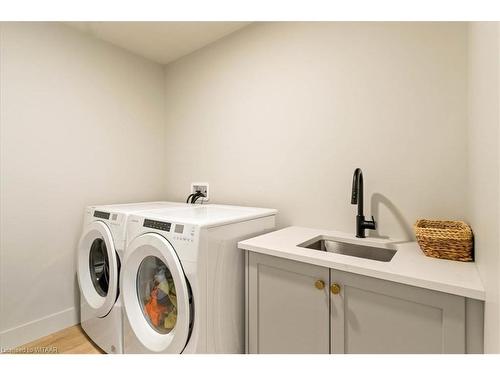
[77,201,188,354]
[121,204,277,353]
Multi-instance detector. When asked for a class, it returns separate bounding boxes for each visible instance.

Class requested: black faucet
[351,168,376,238]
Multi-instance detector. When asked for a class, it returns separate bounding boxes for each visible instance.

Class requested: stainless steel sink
[298,237,397,262]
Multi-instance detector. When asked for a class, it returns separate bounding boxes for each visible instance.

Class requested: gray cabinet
[247,252,330,353]
[246,252,484,354]
[330,269,465,353]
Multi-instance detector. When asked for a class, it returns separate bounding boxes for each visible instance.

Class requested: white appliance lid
[140,204,277,228]
[90,201,188,214]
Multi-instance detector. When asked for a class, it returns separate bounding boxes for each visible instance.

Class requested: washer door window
[77,221,118,318]
[137,256,178,334]
[123,233,191,353]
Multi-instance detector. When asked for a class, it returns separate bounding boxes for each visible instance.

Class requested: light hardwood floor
[12,325,104,354]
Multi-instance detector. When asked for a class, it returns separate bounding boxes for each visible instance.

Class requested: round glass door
[137,256,178,334]
[77,221,118,318]
[89,238,110,297]
[122,233,191,353]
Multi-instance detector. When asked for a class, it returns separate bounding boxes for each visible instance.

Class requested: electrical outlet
[190,182,209,202]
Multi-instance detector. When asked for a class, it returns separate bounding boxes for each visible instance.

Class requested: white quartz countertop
[238,226,485,300]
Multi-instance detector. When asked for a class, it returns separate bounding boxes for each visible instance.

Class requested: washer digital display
[174,224,184,234]
[143,219,171,232]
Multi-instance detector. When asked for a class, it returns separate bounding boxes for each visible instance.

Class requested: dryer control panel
[93,210,118,221]
[93,210,110,219]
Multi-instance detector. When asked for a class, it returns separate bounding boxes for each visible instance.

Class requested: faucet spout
[351,168,376,238]
[351,168,363,215]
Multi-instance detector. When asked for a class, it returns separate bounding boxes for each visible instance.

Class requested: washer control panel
[172,223,196,243]
[140,217,197,243]
[143,219,171,232]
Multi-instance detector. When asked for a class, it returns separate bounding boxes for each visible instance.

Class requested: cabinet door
[247,252,330,353]
[330,269,466,354]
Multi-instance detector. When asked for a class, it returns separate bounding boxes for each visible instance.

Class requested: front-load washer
[121,204,277,353]
[77,201,188,353]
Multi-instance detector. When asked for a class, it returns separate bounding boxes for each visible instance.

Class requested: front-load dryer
[121,204,277,354]
[77,201,188,353]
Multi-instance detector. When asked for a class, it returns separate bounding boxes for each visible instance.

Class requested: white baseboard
[0,307,79,350]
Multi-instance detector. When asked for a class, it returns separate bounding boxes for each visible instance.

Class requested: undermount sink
[298,237,397,262]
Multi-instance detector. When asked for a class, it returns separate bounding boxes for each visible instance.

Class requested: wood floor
[13,325,104,354]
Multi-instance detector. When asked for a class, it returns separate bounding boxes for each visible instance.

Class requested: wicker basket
[414,219,473,262]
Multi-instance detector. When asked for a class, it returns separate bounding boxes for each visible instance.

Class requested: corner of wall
[466,21,500,353]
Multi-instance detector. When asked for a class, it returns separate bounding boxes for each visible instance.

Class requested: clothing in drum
[137,256,178,334]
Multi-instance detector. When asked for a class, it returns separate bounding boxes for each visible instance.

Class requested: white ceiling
[67,22,251,65]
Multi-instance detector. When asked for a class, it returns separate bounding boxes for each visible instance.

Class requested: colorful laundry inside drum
[144,287,167,328]
[144,272,178,332]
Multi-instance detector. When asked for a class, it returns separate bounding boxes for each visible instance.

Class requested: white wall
[467,22,500,353]
[0,23,167,348]
[163,22,468,240]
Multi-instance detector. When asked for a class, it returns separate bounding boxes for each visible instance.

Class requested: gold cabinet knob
[330,283,341,295]
[314,280,325,290]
